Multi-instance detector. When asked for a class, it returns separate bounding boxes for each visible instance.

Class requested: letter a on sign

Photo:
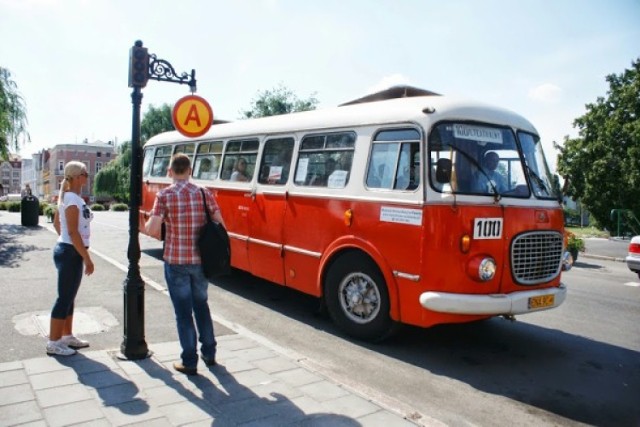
[172,95,214,138]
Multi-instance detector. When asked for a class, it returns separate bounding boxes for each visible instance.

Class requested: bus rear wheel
[325,252,395,342]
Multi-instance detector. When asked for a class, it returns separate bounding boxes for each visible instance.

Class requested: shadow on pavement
[0,223,50,268]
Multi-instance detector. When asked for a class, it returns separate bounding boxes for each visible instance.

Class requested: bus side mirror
[436,158,452,183]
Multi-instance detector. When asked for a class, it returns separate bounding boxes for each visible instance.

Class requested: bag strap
[200,188,212,223]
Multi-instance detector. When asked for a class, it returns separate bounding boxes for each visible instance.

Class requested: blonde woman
[48,161,94,356]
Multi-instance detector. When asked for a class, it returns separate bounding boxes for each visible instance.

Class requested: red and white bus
[140,87,566,341]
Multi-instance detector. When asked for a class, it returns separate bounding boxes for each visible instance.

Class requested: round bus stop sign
[172,95,213,138]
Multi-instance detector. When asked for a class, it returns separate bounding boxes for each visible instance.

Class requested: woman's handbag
[198,189,231,279]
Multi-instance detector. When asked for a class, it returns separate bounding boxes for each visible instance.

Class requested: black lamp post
[120,40,197,360]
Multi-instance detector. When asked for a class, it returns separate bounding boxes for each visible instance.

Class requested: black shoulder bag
[198,188,231,279]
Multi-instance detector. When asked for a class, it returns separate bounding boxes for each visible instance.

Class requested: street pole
[120,40,197,360]
[120,41,150,359]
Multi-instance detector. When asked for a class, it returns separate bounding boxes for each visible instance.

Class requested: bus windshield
[518,131,560,199]
[429,122,529,197]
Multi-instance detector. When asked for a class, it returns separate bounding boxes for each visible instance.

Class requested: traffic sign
[172,95,213,138]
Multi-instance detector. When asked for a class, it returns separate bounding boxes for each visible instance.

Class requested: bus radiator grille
[511,231,564,285]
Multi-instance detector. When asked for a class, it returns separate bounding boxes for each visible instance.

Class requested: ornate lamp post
[120,40,196,360]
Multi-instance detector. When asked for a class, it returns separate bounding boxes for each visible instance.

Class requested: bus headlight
[467,256,497,282]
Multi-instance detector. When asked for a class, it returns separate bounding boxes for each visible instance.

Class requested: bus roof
[145,93,538,146]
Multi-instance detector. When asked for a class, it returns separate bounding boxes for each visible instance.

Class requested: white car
[0,194,22,202]
[626,236,640,279]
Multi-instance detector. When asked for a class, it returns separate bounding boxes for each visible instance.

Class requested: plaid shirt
[151,179,221,265]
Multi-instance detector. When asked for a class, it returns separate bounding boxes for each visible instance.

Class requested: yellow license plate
[528,294,555,309]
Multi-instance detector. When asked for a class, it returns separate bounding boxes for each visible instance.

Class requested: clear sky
[1,0,639,171]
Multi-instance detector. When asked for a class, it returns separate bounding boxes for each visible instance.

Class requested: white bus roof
[146,93,538,146]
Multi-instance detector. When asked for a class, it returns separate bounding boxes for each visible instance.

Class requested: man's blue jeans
[164,264,217,368]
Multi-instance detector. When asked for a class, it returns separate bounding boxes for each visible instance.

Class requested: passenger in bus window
[198,158,214,180]
[474,151,507,193]
[230,157,249,182]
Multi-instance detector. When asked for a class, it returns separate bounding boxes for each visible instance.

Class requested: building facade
[0,157,22,196]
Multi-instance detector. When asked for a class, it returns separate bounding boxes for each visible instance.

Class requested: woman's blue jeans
[52,243,83,319]
[164,264,217,368]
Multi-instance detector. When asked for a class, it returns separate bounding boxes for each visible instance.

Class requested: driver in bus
[474,151,507,193]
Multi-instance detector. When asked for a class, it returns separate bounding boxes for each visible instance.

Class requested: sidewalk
[0,212,423,427]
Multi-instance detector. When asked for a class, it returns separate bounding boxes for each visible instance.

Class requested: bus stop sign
[172,95,213,138]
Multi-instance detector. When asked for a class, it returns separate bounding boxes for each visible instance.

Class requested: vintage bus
[140,86,566,341]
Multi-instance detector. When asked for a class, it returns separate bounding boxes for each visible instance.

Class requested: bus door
[247,137,295,285]
[218,139,259,272]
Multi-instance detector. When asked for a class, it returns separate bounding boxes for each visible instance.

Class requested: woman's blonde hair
[57,161,87,207]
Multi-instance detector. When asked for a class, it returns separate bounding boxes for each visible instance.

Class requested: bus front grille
[511,231,563,285]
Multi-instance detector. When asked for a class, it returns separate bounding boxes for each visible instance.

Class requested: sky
[1,0,639,172]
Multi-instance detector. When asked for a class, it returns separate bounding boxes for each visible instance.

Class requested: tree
[141,103,174,144]
[556,58,640,230]
[94,141,131,203]
[240,84,318,119]
[0,67,29,159]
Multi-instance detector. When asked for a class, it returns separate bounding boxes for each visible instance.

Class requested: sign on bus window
[295,131,355,188]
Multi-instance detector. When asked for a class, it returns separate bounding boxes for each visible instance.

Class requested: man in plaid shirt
[145,153,225,375]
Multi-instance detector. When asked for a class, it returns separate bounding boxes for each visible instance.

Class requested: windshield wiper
[524,164,550,195]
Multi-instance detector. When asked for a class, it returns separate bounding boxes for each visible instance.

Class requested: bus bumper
[419,283,567,315]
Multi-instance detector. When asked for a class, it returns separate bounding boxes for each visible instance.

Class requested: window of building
[96,162,103,173]
[97,152,102,157]
[58,161,64,172]
[294,131,355,188]
[106,152,111,158]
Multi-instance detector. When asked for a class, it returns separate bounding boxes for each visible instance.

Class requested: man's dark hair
[170,153,191,174]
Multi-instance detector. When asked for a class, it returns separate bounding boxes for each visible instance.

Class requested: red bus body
[140,93,566,341]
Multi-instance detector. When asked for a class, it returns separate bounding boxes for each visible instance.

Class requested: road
[12,211,640,426]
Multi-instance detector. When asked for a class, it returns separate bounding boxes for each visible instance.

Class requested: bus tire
[325,252,396,342]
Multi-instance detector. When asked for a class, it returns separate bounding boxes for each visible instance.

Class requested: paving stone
[79,368,131,389]
[159,399,217,425]
[299,380,349,402]
[233,368,276,388]
[357,409,418,426]
[273,367,323,387]
[0,368,28,387]
[23,357,68,375]
[35,383,92,407]
[0,400,42,426]
[233,347,276,362]
[101,399,166,426]
[320,393,380,418]
[29,369,78,390]
[0,383,34,406]
[88,382,143,406]
[0,361,22,373]
[252,355,299,374]
[42,399,105,427]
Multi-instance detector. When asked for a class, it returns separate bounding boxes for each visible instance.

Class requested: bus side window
[221,139,259,182]
[295,131,355,188]
[150,146,172,177]
[258,137,294,185]
[142,147,154,178]
[367,128,421,190]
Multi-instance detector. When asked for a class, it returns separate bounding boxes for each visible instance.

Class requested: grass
[566,226,610,239]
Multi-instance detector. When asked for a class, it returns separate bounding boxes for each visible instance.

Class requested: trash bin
[21,195,40,226]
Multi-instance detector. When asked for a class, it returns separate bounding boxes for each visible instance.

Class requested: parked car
[626,236,640,279]
[0,194,22,202]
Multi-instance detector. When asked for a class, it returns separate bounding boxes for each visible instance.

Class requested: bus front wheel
[325,252,395,342]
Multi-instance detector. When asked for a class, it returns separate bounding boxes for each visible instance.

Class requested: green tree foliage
[141,103,174,143]
[94,141,131,203]
[556,58,640,230]
[0,67,29,159]
[241,84,318,119]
